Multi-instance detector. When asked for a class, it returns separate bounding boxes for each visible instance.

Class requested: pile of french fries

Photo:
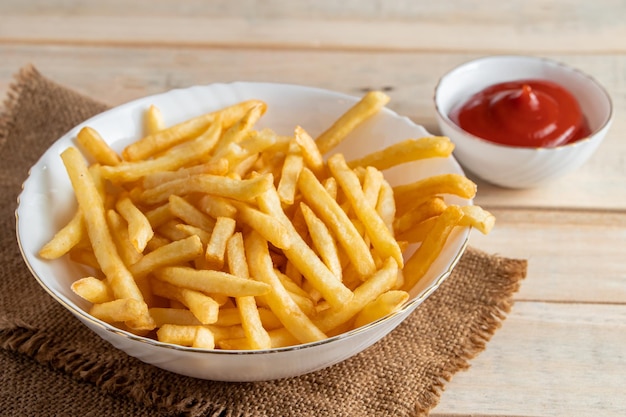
[39,91,494,350]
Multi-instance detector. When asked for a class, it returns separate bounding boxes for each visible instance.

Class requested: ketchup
[450,79,591,148]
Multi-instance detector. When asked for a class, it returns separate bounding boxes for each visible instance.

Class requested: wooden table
[2,2,625,416]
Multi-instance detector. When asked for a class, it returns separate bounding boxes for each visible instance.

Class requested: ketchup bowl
[434,55,613,188]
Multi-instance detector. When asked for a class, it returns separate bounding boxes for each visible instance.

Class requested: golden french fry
[274,268,314,301]
[294,126,325,177]
[205,217,237,269]
[315,90,390,154]
[193,326,216,348]
[157,323,196,345]
[257,307,282,330]
[211,102,268,159]
[206,324,246,342]
[395,216,438,244]
[459,205,496,234]
[76,126,122,166]
[115,196,154,252]
[60,147,154,330]
[39,210,85,259]
[206,292,231,307]
[124,115,211,162]
[277,140,304,205]
[393,196,447,236]
[287,204,309,243]
[315,257,398,333]
[154,266,271,297]
[285,289,316,317]
[175,223,212,246]
[124,100,265,161]
[144,203,174,229]
[353,290,409,328]
[210,307,242,327]
[234,202,292,250]
[226,232,272,349]
[106,209,142,267]
[208,144,247,175]
[68,246,100,269]
[267,328,300,348]
[101,121,223,183]
[138,172,272,206]
[215,128,276,171]
[216,337,252,350]
[362,166,384,208]
[299,203,342,279]
[90,298,146,324]
[156,324,215,349]
[298,168,376,278]
[197,195,237,219]
[244,230,327,344]
[145,233,171,252]
[257,185,354,307]
[401,205,465,292]
[152,279,219,324]
[71,276,114,304]
[393,174,477,213]
[149,307,201,326]
[328,154,404,268]
[142,159,229,189]
[129,235,204,278]
[285,261,305,292]
[322,177,338,199]
[262,130,292,153]
[376,178,396,235]
[236,296,271,350]
[144,104,166,135]
[347,136,454,171]
[156,220,192,242]
[168,195,216,233]
[88,164,107,201]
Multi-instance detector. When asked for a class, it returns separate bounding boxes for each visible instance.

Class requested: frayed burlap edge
[0,317,245,417]
[1,249,526,417]
[1,65,528,417]
[0,65,39,150]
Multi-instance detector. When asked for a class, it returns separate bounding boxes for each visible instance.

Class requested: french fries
[41,91,494,350]
[315,90,390,154]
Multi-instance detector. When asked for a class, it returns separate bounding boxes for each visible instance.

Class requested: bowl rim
[433,54,614,151]
[16,223,468,355]
[16,80,472,356]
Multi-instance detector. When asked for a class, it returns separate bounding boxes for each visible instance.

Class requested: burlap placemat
[0,66,527,417]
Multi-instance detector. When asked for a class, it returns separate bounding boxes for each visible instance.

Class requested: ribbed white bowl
[435,55,613,188]
[17,82,472,381]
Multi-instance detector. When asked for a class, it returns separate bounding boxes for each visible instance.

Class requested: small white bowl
[434,55,613,188]
[17,82,472,381]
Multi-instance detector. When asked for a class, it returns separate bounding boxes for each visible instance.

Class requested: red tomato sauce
[450,79,591,148]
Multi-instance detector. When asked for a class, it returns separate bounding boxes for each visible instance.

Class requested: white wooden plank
[433,301,626,417]
[2,0,622,21]
[469,209,626,304]
[1,14,626,54]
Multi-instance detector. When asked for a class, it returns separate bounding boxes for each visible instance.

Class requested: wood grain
[1,2,625,416]
[433,302,626,417]
[2,1,626,53]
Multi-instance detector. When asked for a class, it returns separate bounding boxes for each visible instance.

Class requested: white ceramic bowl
[17,82,472,381]
[434,55,613,188]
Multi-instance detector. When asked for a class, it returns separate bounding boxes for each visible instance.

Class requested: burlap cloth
[0,66,527,417]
